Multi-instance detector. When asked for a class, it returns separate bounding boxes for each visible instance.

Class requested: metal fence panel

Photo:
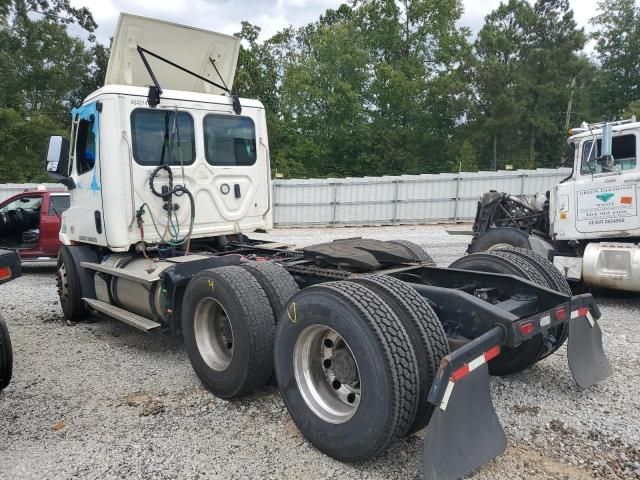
[1,168,571,227]
[272,168,571,227]
[0,183,65,203]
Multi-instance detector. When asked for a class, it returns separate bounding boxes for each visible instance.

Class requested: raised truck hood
[105,13,240,95]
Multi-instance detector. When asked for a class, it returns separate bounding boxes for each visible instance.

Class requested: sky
[68,0,601,46]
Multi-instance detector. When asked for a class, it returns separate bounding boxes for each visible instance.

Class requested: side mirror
[45,136,75,189]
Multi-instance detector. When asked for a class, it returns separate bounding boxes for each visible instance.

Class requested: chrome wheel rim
[293,325,361,424]
[194,298,234,371]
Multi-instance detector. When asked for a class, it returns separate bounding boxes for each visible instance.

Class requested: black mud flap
[424,327,506,480]
[568,314,612,389]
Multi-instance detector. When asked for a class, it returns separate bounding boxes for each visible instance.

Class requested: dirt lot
[0,225,638,479]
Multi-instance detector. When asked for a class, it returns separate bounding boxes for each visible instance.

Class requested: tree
[0,0,103,182]
[463,0,585,170]
[590,0,640,118]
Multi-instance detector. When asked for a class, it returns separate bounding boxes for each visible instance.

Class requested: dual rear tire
[181,259,449,462]
[449,248,571,376]
[181,261,300,398]
[274,277,449,461]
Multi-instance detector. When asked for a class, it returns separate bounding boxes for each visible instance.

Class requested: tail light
[0,266,12,282]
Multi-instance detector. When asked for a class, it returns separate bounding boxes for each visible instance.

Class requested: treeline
[0,0,639,182]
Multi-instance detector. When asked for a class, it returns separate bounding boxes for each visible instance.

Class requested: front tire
[182,266,275,398]
[57,246,94,321]
[468,227,531,253]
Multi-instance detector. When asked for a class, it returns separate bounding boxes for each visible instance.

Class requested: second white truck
[470,117,640,292]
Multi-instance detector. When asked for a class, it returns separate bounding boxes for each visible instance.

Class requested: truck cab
[45,14,272,253]
[469,117,640,292]
[553,118,640,240]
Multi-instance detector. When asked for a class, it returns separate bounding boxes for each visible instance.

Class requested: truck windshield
[131,109,195,166]
[581,134,637,174]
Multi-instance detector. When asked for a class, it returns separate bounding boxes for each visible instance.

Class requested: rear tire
[468,227,531,253]
[182,266,275,398]
[449,253,544,376]
[349,274,449,435]
[388,240,436,265]
[0,314,13,391]
[274,281,419,461]
[492,247,571,357]
[240,261,299,321]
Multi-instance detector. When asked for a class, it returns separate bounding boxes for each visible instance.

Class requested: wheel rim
[194,298,235,371]
[57,262,69,305]
[487,243,514,251]
[293,325,361,424]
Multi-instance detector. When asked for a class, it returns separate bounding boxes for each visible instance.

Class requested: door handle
[234,184,241,198]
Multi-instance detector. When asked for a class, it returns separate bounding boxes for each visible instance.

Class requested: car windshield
[581,134,637,174]
[0,196,43,213]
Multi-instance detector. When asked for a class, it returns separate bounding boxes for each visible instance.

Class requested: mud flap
[568,315,612,389]
[424,327,507,480]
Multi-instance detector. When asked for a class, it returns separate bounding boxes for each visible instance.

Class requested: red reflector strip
[484,344,501,362]
[441,344,501,411]
[449,345,501,383]
[571,306,591,320]
[556,307,568,321]
[451,364,469,382]
[0,266,11,281]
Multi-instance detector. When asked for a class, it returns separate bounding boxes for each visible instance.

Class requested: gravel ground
[0,224,638,480]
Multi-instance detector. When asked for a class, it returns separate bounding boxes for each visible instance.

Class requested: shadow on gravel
[81,315,186,354]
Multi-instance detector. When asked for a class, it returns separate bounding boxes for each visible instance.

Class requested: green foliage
[590,0,640,118]
[0,0,638,182]
[0,0,105,182]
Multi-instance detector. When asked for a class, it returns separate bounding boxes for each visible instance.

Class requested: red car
[0,188,69,261]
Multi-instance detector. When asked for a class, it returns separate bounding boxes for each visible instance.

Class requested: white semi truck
[469,118,640,292]
[44,14,611,480]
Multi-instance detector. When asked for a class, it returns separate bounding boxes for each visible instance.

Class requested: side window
[581,134,637,174]
[131,109,195,166]
[203,115,256,166]
[48,196,70,216]
[76,116,97,175]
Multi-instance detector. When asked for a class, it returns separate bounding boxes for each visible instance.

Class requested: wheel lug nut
[324,339,334,348]
[332,380,341,390]
[323,359,332,368]
[347,393,356,404]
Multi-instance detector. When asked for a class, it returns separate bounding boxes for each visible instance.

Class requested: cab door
[40,194,69,256]
[64,102,107,245]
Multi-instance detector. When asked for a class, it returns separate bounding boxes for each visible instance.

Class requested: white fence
[272,168,571,227]
[0,183,64,203]
[0,168,571,227]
